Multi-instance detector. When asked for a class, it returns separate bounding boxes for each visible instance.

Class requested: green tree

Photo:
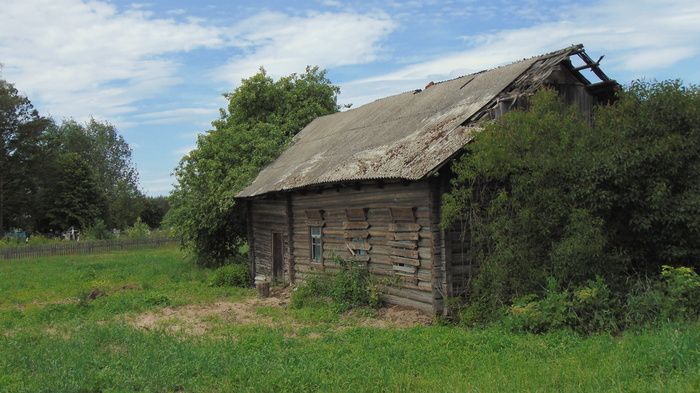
[46,118,144,229]
[442,81,700,311]
[0,74,51,234]
[41,152,107,233]
[140,196,169,229]
[167,66,340,267]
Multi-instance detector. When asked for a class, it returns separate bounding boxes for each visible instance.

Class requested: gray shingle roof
[238,44,597,198]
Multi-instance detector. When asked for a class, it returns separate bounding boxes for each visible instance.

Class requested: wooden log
[388,223,421,232]
[347,241,371,251]
[368,254,393,265]
[344,229,369,239]
[392,264,417,274]
[387,232,419,241]
[324,209,347,219]
[390,255,421,266]
[387,240,417,249]
[381,294,433,313]
[343,221,369,230]
[367,208,392,219]
[349,254,371,263]
[390,248,419,259]
[256,281,270,298]
[305,209,323,220]
[390,207,415,222]
[368,228,389,238]
[346,208,367,221]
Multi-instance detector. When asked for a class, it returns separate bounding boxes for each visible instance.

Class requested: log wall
[247,177,480,314]
[289,180,440,313]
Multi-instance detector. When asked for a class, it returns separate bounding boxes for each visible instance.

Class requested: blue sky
[1,0,699,196]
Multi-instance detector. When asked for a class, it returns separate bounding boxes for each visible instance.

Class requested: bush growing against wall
[443,80,700,327]
[290,255,382,312]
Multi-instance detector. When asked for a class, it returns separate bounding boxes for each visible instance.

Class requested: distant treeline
[1,73,168,236]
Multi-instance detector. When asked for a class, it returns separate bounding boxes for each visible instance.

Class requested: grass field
[1,247,699,392]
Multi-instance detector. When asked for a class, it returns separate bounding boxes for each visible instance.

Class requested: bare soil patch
[129,286,433,335]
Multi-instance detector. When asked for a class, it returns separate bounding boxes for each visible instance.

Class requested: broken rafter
[575,51,610,82]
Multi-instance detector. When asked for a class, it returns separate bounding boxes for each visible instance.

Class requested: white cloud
[214,11,397,85]
[138,108,218,119]
[132,107,220,126]
[337,0,700,108]
[0,0,226,119]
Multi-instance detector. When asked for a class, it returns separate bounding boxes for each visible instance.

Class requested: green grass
[0,246,250,330]
[1,247,699,392]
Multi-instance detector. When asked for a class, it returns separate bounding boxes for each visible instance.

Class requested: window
[310,226,322,262]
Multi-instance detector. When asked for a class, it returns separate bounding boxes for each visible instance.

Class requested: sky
[1,0,699,196]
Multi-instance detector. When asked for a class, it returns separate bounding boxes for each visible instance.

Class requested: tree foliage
[166,66,340,267]
[0,75,51,234]
[442,80,700,310]
[139,196,169,229]
[40,152,107,232]
[1,71,144,235]
[45,118,143,229]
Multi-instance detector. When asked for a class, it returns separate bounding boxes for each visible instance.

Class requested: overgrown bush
[290,274,333,309]
[290,255,382,312]
[657,265,700,321]
[570,276,620,334]
[209,263,251,288]
[502,267,700,335]
[443,80,700,326]
[504,278,572,334]
[124,218,150,239]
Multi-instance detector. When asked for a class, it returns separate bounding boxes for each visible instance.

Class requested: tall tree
[0,74,50,235]
[167,66,340,267]
[47,118,143,229]
[40,152,107,232]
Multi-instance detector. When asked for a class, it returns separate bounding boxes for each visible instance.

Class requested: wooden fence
[1,236,178,260]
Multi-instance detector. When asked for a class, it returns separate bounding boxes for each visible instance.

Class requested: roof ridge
[390,44,584,96]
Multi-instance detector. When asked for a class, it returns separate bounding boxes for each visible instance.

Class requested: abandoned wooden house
[236,44,618,314]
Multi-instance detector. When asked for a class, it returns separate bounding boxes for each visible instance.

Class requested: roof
[238,44,614,198]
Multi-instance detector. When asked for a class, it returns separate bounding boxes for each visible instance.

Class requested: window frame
[310,226,322,263]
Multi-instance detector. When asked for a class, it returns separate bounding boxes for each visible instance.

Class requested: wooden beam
[343,221,369,230]
[572,62,599,72]
[390,255,421,266]
[388,223,421,232]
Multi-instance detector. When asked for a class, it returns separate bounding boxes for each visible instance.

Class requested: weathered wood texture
[288,180,436,311]
[256,281,270,298]
[249,196,290,282]
[248,175,480,313]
